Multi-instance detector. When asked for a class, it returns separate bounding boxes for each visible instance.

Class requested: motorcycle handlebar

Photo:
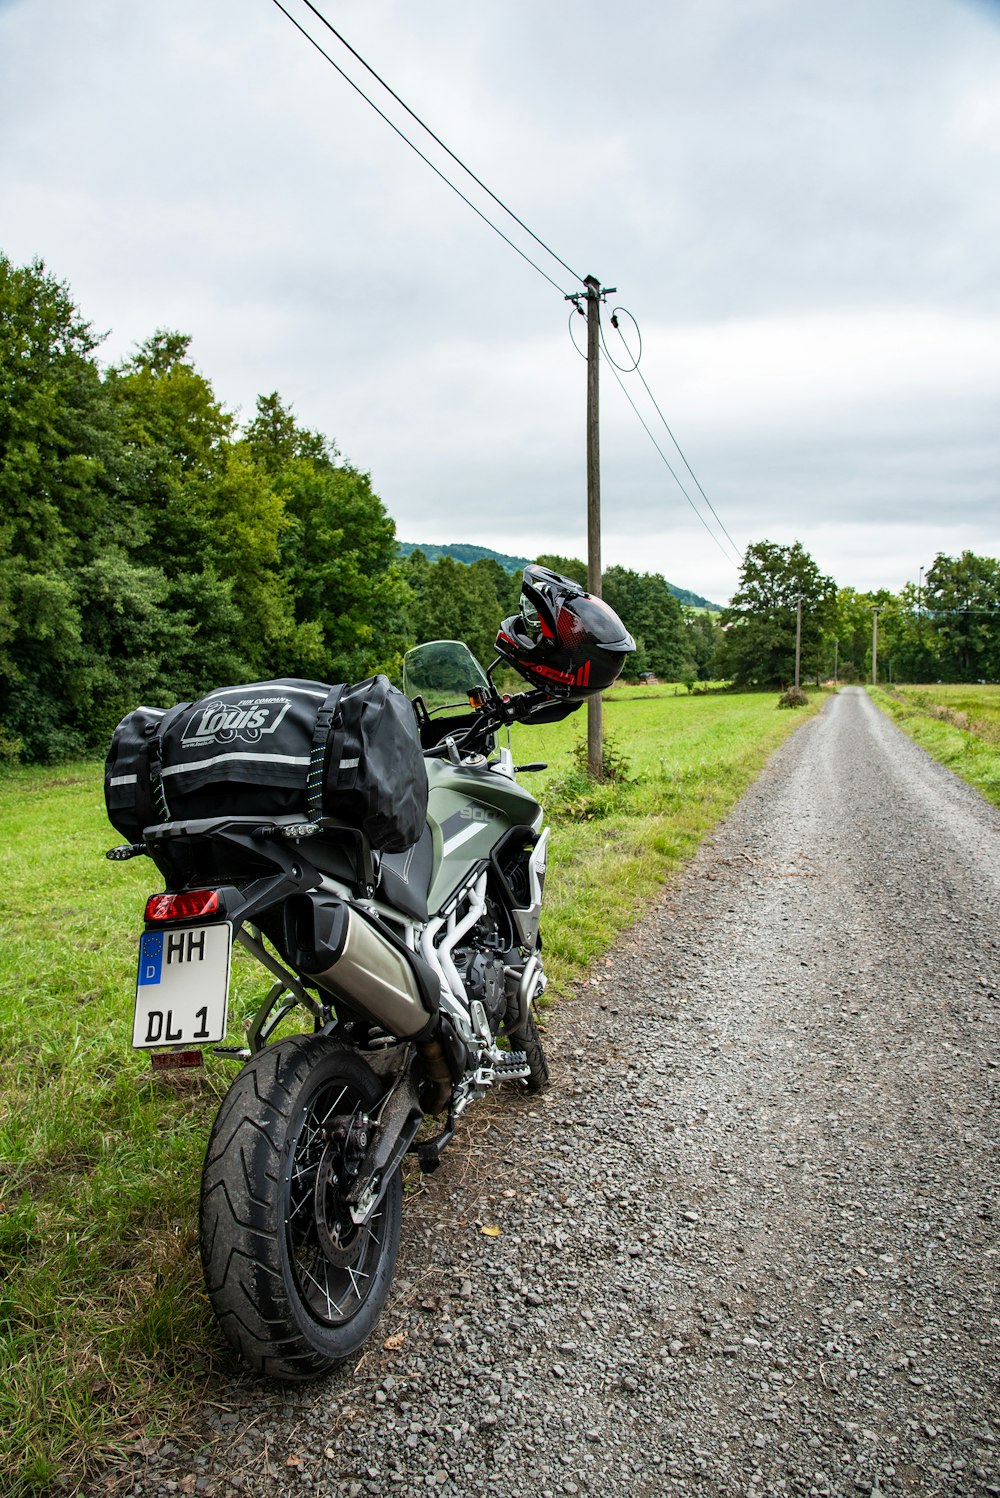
[419,688,580,760]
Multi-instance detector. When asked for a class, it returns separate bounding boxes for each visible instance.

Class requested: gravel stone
[114,690,999,1496]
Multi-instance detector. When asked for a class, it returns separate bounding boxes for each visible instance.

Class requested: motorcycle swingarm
[344,1069,425,1225]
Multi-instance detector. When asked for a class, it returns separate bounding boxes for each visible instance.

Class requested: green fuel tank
[424,757,543,914]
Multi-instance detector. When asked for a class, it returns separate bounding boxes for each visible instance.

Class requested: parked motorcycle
[106,567,634,1378]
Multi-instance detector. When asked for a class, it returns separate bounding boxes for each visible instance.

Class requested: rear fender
[143,817,323,929]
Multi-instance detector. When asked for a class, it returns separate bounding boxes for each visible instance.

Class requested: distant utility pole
[871,608,880,685]
[794,594,803,689]
[568,273,615,779]
[586,275,603,778]
[833,638,839,686]
[918,565,925,649]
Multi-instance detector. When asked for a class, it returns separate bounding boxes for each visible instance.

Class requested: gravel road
[129,687,1000,1498]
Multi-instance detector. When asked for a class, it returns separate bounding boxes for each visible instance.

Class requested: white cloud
[2,0,999,608]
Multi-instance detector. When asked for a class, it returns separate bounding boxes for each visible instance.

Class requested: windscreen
[402,641,491,707]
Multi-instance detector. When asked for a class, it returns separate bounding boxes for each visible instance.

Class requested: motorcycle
[107,568,634,1379]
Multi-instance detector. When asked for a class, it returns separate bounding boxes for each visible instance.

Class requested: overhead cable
[274,0,743,577]
[295,0,585,289]
[271,0,580,297]
[602,349,743,572]
[606,310,744,563]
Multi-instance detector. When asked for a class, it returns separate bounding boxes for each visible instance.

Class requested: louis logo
[181,697,291,747]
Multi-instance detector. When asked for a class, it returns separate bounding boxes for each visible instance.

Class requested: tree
[826,556,1000,686]
[825,587,873,683]
[861,584,930,685]
[244,393,409,682]
[720,540,836,689]
[0,260,421,759]
[108,335,296,689]
[0,256,143,756]
[404,553,505,668]
[602,566,691,681]
[923,552,1000,682]
[683,609,724,681]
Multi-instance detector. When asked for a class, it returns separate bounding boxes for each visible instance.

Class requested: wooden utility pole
[918,565,925,652]
[567,273,614,780]
[871,608,880,685]
[794,594,803,690]
[833,638,839,686]
[585,275,603,778]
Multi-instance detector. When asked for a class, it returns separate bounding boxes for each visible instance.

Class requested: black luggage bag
[105,675,428,853]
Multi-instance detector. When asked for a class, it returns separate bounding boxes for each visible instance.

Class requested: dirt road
[132,687,1000,1498]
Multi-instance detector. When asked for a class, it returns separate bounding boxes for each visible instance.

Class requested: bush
[544,733,634,821]
[1,683,88,762]
[0,725,24,764]
[777,686,809,709]
[569,732,633,785]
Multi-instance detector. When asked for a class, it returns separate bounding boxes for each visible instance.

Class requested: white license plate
[133,922,232,1049]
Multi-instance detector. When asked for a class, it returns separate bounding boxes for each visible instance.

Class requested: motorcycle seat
[378,825,433,922]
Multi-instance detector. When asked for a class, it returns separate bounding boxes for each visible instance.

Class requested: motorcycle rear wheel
[200,1034,402,1380]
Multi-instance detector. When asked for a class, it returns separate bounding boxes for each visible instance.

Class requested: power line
[583,304,741,567]
[605,310,744,563]
[270,0,579,297]
[295,0,585,290]
[632,361,744,562]
[602,349,743,572]
[273,0,744,581]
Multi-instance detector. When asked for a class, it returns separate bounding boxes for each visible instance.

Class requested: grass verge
[0,685,823,1493]
[868,684,1000,808]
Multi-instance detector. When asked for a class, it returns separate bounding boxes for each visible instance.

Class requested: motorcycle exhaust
[281,893,438,1039]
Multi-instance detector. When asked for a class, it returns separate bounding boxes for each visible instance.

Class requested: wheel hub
[313,1116,370,1268]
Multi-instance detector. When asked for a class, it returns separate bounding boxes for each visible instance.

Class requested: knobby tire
[199,1034,402,1380]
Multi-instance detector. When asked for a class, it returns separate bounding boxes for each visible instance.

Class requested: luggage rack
[140,814,378,900]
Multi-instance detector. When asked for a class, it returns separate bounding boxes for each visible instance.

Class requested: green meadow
[0,685,822,1494]
[869,683,1000,808]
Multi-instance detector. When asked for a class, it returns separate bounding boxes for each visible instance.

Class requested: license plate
[133,923,232,1049]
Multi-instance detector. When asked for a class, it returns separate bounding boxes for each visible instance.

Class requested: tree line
[0,255,719,763]
[7,254,990,763]
[720,541,1000,688]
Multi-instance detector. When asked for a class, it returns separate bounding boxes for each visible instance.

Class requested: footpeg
[471,1051,531,1087]
[495,1050,530,1080]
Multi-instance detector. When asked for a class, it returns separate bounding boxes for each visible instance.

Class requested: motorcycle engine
[452,952,508,1036]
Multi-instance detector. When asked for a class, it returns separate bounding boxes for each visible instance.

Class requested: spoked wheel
[200,1035,402,1380]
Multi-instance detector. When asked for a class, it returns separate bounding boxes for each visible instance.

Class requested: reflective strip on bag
[160,751,311,778]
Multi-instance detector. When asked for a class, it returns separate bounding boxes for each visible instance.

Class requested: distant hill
[397,541,532,573]
[399,541,723,612]
[668,584,724,613]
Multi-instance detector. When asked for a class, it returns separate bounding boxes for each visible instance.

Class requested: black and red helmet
[495,565,635,698]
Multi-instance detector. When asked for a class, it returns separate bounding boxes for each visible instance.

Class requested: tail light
[145,889,222,923]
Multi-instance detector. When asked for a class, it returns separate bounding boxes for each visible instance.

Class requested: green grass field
[869,684,1000,807]
[0,685,822,1494]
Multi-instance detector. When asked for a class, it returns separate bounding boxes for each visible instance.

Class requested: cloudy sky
[2,0,997,606]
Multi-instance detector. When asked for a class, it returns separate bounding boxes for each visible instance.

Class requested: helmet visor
[519,591,542,640]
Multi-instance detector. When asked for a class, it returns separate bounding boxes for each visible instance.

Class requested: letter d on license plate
[133,923,232,1048]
